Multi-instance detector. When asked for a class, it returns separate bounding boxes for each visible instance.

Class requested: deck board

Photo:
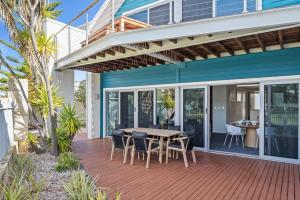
[72,134,299,200]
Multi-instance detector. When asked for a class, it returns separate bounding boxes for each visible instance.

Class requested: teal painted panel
[263,0,300,9]
[115,0,157,18]
[102,48,300,89]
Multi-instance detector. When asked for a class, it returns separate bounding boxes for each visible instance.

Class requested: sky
[0,0,105,82]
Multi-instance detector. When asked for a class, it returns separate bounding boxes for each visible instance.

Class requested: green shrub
[57,127,72,153]
[64,171,96,200]
[26,133,39,145]
[59,104,82,138]
[55,152,80,172]
[9,154,35,179]
[64,171,121,200]
[0,176,30,200]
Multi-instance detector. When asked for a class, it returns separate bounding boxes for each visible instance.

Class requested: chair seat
[169,141,183,149]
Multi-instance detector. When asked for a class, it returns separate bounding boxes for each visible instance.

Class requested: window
[182,0,213,22]
[156,88,175,128]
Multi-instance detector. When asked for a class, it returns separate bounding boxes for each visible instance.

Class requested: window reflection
[156,88,175,128]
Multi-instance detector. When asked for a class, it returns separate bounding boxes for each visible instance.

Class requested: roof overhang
[56,5,300,72]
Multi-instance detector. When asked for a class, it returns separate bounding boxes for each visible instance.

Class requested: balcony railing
[53,0,297,62]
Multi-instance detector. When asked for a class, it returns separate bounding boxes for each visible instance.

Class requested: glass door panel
[106,92,119,136]
[183,88,205,148]
[120,92,135,128]
[138,90,154,128]
[264,83,299,159]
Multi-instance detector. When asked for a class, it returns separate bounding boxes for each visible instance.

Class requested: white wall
[44,19,86,61]
[86,72,100,139]
[212,86,227,133]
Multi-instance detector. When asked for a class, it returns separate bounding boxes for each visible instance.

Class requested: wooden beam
[112,46,126,54]
[188,37,194,41]
[105,49,115,56]
[235,38,249,54]
[215,41,234,56]
[152,41,163,47]
[199,44,220,57]
[184,47,207,59]
[255,34,265,51]
[278,31,284,49]
[169,39,178,44]
[171,49,195,60]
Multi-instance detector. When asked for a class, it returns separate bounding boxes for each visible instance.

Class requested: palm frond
[0,39,18,52]
[6,55,21,64]
[42,1,62,19]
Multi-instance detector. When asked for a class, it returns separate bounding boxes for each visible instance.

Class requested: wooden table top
[233,124,259,129]
[122,128,182,137]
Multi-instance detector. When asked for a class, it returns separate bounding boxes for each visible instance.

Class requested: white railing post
[169,1,173,24]
[243,0,248,13]
[111,0,115,31]
[68,25,71,54]
[86,13,89,45]
[212,0,216,17]
[257,0,263,11]
[147,8,150,24]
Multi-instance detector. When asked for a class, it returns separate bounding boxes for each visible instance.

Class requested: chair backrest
[115,124,125,130]
[183,127,196,151]
[112,129,126,149]
[233,126,242,135]
[225,124,233,134]
[132,131,148,152]
[168,125,181,131]
[149,124,160,129]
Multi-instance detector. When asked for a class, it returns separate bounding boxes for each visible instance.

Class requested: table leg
[159,136,164,163]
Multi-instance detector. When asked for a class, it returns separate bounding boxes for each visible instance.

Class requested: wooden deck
[72,134,300,200]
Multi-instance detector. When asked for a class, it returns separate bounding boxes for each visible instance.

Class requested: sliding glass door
[182,87,207,149]
[120,91,135,128]
[106,92,119,136]
[263,83,299,160]
[138,90,154,128]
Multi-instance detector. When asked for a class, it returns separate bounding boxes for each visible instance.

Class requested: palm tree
[0,0,62,155]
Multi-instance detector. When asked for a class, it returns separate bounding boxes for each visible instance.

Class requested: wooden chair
[166,128,196,167]
[130,131,159,169]
[110,129,132,164]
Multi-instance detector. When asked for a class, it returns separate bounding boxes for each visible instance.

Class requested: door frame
[180,85,209,151]
[259,79,300,164]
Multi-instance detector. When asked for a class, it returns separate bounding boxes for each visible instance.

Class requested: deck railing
[53,0,296,62]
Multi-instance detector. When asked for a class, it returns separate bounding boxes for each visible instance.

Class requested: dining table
[233,123,259,148]
[122,128,182,163]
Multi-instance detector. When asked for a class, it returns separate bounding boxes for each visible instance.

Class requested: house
[48,0,300,164]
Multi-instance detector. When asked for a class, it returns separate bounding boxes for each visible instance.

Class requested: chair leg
[182,150,188,168]
[191,150,196,163]
[256,136,259,149]
[146,151,151,169]
[241,135,245,149]
[143,153,145,161]
[229,135,234,149]
[235,135,239,145]
[223,133,229,146]
[123,146,129,164]
[138,152,140,160]
[110,144,115,161]
[176,151,179,159]
[130,147,135,165]
[165,147,169,164]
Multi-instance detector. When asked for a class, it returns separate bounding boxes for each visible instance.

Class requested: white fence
[0,107,14,160]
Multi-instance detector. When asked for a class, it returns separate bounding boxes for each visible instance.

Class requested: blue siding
[102,48,300,89]
[115,0,157,18]
[217,0,256,17]
[263,0,300,9]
